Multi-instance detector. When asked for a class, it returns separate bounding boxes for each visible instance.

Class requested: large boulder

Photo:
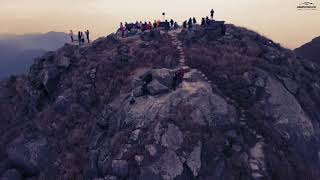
[140,68,174,88]
[148,80,170,96]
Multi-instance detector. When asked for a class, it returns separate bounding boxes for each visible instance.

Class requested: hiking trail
[169,29,266,179]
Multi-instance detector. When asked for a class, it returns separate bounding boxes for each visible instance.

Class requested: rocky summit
[1,25,320,180]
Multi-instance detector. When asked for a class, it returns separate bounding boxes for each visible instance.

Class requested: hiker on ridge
[81,32,85,43]
[164,20,170,33]
[201,18,206,26]
[70,30,74,43]
[85,30,90,43]
[78,31,81,45]
[206,16,210,25]
[174,22,179,29]
[183,21,187,28]
[188,18,193,30]
[210,9,215,20]
[192,17,197,24]
[120,22,125,37]
[170,19,174,27]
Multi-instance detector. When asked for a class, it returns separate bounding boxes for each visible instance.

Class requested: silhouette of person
[201,18,205,26]
[210,9,215,20]
[206,16,210,25]
[80,32,85,43]
[192,17,197,24]
[120,22,125,37]
[188,18,193,30]
[129,92,136,105]
[153,20,157,28]
[172,72,178,90]
[70,30,74,43]
[170,19,174,27]
[78,31,81,45]
[183,21,187,28]
[174,22,179,29]
[164,20,170,33]
[85,30,90,43]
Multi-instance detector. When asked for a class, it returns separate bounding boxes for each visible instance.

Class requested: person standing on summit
[192,17,197,24]
[170,19,174,28]
[120,22,125,38]
[70,30,74,43]
[85,30,90,43]
[210,9,215,20]
[78,31,81,45]
[188,18,193,30]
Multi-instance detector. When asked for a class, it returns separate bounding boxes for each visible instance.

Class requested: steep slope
[295,36,320,63]
[0,26,320,180]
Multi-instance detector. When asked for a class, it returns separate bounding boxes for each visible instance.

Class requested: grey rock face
[263,73,315,140]
[161,124,184,150]
[150,150,183,180]
[187,141,202,177]
[148,79,170,96]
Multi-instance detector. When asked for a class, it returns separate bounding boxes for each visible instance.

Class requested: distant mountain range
[295,36,320,63]
[0,32,69,79]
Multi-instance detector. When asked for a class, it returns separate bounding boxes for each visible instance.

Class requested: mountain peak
[1,25,320,180]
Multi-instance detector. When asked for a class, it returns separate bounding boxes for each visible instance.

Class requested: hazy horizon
[1,0,319,49]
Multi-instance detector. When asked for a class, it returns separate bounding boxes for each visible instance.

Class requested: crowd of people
[69,30,90,45]
[182,9,216,29]
[118,19,179,37]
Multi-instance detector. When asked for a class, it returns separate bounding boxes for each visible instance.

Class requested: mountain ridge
[1,25,320,180]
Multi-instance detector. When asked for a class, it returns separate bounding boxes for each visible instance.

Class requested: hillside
[295,36,320,63]
[1,25,320,180]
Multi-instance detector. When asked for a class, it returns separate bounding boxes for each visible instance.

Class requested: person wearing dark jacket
[172,72,178,90]
[210,9,215,20]
[192,17,197,24]
[201,18,206,26]
[164,20,170,33]
[141,82,149,98]
[170,19,174,27]
[85,30,90,43]
[188,18,193,30]
[78,31,81,45]
[183,21,187,28]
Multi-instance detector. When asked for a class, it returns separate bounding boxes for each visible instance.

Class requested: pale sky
[0,0,319,49]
